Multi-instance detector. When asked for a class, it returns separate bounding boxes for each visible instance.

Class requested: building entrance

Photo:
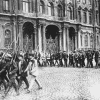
[23,22,35,52]
[69,27,76,51]
[45,25,59,54]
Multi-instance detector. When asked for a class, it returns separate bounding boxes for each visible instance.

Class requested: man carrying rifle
[0,52,9,91]
[1,54,19,98]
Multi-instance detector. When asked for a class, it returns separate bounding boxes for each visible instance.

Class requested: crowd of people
[38,49,100,68]
[0,50,42,98]
[0,49,100,98]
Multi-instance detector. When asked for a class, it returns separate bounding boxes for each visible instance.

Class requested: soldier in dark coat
[81,52,85,67]
[0,58,9,91]
[94,50,99,68]
[63,51,68,67]
[1,54,19,97]
[59,52,63,67]
[88,51,93,68]
[24,51,30,65]
[74,52,79,67]
[18,55,29,90]
[86,50,90,68]
[69,52,74,67]
[79,52,83,68]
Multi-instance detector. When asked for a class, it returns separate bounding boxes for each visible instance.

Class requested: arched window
[97,36,99,46]
[47,2,54,16]
[5,29,11,48]
[89,0,92,5]
[68,7,73,20]
[85,35,88,47]
[80,35,82,46]
[78,10,81,22]
[89,12,92,24]
[83,0,86,4]
[40,0,45,14]
[23,0,30,13]
[58,5,63,17]
[83,12,87,23]
[47,2,51,16]
[51,3,54,16]
[3,0,9,11]
[95,0,98,7]
[96,11,98,24]
[90,35,93,48]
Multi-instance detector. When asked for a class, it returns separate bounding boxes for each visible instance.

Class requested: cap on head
[29,53,34,57]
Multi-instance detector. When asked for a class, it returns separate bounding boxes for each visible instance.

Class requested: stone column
[38,25,42,53]
[18,22,23,51]
[63,27,67,51]
[66,28,69,54]
[78,31,80,49]
[34,26,37,50]
[75,31,78,50]
[43,25,46,54]
[59,31,62,51]
[13,22,17,52]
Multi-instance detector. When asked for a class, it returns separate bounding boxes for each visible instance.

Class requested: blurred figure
[25,54,42,93]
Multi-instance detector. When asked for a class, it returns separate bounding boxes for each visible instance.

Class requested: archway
[45,25,59,54]
[23,22,35,52]
[69,27,76,51]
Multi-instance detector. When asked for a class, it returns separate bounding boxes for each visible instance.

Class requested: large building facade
[0,0,100,54]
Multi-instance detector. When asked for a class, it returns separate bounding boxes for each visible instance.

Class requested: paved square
[0,67,100,100]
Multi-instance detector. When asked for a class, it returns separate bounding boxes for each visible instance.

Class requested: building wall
[0,0,100,53]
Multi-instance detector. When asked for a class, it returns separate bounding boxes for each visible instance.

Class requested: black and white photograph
[0,0,100,100]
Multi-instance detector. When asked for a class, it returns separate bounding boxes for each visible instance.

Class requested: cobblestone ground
[0,67,100,100]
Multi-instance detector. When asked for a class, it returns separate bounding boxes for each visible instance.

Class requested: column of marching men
[0,50,42,98]
[38,50,100,68]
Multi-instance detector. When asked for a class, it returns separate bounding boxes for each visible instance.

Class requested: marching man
[25,53,42,93]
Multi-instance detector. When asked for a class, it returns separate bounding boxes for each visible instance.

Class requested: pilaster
[18,21,23,51]
[42,25,46,54]
[66,27,69,54]
[59,30,62,51]
[38,24,42,53]
[34,26,38,50]
[63,27,67,51]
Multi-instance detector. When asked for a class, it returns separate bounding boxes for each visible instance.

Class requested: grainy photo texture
[0,0,100,100]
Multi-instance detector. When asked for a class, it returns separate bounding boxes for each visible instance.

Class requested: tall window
[89,0,92,5]
[40,0,45,14]
[51,3,54,16]
[96,11,98,24]
[80,35,82,46]
[78,10,81,22]
[83,12,87,23]
[89,12,92,24]
[47,2,52,16]
[23,0,30,13]
[68,7,73,20]
[83,0,86,4]
[90,35,93,48]
[5,30,11,48]
[58,5,63,17]
[77,0,80,2]
[85,35,88,47]
[95,0,98,7]
[3,0,9,11]
[18,0,20,10]
[97,36,99,46]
